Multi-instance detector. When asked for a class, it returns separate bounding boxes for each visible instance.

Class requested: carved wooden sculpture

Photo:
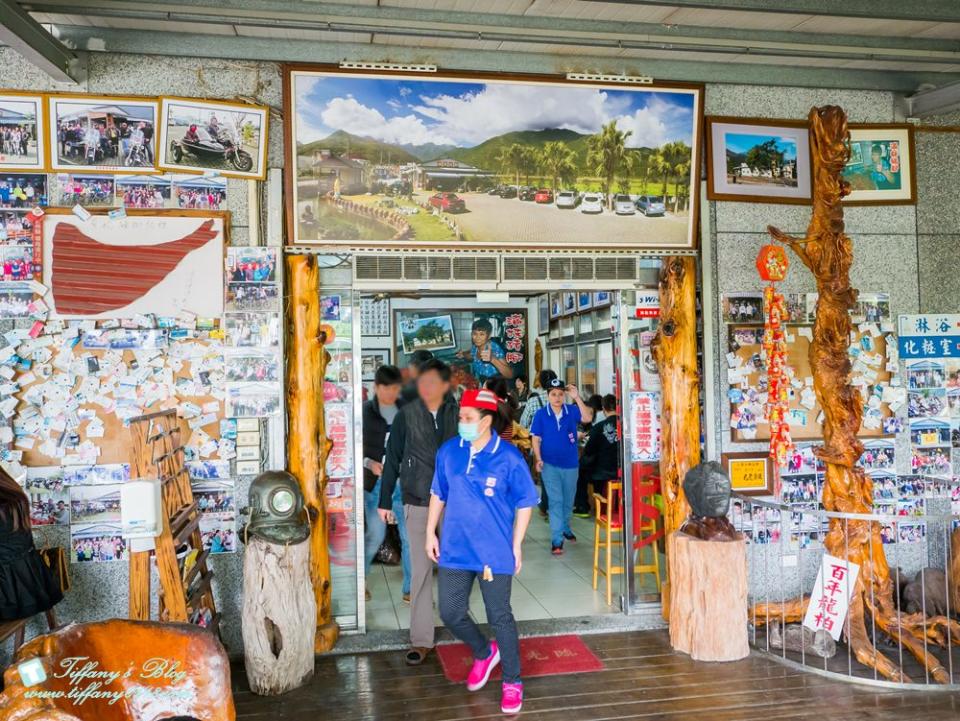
[285,253,339,653]
[754,106,960,683]
[0,619,236,721]
[651,256,699,539]
[651,256,701,616]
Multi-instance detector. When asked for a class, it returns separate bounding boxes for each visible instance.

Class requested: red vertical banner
[30,208,44,281]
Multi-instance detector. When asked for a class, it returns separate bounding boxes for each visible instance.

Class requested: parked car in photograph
[429,192,466,213]
[636,195,666,217]
[519,186,537,201]
[488,184,505,195]
[498,185,518,199]
[555,190,579,209]
[534,188,554,204]
[580,193,604,214]
[614,194,636,215]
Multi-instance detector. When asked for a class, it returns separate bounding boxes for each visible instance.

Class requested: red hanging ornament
[757,243,793,496]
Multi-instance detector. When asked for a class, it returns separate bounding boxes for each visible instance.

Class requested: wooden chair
[592,481,623,606]
[632,479,663,593]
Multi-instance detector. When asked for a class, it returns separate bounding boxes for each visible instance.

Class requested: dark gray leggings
[438,566,522,684]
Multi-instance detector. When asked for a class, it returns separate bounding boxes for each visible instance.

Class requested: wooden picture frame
[283,63,704,251]
[158,96,269,180]
[705,116,813,205]
[722,452,773,496]
[47,93,161,174]
[841,124,916,206]
[0,91,47,172]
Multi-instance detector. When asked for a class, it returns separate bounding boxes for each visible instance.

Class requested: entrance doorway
[313,278,666,633]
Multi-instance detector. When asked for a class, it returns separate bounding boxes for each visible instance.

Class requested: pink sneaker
[501,682,524,714]
[465,641,500,691]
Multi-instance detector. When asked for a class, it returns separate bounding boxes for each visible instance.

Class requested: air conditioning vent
[453,255,499,281]
[355,254,402,280]
[595,256,637,280]
[548,257,573,280]
[502,256,548,281]
[404,255,451,280]
[571,257,594,280]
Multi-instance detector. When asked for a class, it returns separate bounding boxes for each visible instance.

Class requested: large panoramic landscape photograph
[288,70,701,248]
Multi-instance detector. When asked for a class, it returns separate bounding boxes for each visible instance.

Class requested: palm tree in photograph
[497,143,526,194]
[520,146,539,186]
[587,121,635,209]
[669,143,692,213]
[540,141,578,191]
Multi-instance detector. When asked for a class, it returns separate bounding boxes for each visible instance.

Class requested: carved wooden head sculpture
[683,461,732,519]
[0,619,236,721]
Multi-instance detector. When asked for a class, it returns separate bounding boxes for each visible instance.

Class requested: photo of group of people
[225,351,280,383]
[21,467,69,526]
[0,283,35,318]
[54,172,227,210]
[194,481,234,515]
[69,484,122,522]
[226,382,281,417]
[225,282,279,312]
[200,513,236,554]
[224,312,281,348]
[50,97,157,171]
[0,95,43,170]
[71,523,127,563]
[721,292,764,324]
[0,174,45,208]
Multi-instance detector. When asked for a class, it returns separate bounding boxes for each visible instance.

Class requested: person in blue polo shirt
[530,378,594,554]
[426,387,538,715]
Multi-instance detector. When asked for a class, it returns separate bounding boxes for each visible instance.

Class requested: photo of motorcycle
[169,121,254,173]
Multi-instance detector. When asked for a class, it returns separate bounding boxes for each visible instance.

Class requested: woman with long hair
[425,388,539,714]
[0,468,63,621]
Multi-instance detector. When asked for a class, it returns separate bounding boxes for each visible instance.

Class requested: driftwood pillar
[285,252,339,652]
[753,105,960,683]
[651,255,701,615]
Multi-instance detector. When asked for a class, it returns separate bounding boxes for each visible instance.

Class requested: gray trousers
[404,503,435,649]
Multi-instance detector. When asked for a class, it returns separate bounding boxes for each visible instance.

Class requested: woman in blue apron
[426,388,539,715]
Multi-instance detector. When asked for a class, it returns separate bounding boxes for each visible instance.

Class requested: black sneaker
[563,532,577,542]
[551,543,564,556]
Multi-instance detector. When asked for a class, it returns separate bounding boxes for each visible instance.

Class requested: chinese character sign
[802,553,861,641]
[629,390,661,461]
[898,314,960,359]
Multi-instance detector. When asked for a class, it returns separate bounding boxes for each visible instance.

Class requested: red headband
[461,388,501,412]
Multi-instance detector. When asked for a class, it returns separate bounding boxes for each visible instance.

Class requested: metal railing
[732,492,960,689]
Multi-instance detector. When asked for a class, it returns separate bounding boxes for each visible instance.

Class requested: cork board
[15,340,223,467]
[728,323,896,442]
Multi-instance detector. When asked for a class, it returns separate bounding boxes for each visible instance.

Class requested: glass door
[615,290,664,611]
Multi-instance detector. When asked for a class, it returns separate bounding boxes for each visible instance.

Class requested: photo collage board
[724,292,944,546]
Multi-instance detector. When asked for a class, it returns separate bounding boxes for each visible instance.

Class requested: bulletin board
[728,323,895,442]
[15,341,223,466]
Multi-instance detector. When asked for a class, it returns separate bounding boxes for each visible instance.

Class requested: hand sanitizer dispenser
[121,478,163,552]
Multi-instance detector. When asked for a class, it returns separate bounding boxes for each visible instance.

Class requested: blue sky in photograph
[725,132,797,160]
[294,73,697,149]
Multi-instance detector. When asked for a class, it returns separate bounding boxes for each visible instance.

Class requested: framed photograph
[397,313,456,354]
[0,93,45,172]
[548,292,562,320]
[48,95,159,174]
[576,291,593,313]
[592,291,612,309]
[561,292,576,317]
[361,349,390,381]
[722,292,764,324]
[721,452,773,496]
[158,97,268,180]
[285,66,703,250]
[226,246,277,283]
[705,116,812,204]
[842,124,916,205]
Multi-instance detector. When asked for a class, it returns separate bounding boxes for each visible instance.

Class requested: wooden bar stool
[592,481,623,606]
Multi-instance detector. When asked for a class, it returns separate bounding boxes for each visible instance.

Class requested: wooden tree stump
[668,532,748,662]
[242,536,316,695]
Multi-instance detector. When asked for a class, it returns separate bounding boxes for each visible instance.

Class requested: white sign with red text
[802,553,860,641]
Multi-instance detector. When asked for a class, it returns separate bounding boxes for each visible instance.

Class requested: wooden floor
[231,630,959,720]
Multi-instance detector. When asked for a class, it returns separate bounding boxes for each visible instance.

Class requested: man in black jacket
[379,358,458,665]
[400,348,434,403]
[577,394,621,511]
[361,365,406,598]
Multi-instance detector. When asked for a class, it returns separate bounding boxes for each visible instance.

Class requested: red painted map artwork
[51,219,219,315]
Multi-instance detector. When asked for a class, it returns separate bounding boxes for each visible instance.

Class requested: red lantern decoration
[756,243,789,283]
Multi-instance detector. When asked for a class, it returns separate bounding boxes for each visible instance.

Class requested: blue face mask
[458,422,480,442]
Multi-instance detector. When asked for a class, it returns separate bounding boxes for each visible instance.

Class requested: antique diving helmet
[239,470,310,544]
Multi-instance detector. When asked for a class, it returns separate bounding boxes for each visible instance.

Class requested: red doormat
[436,634,605,683]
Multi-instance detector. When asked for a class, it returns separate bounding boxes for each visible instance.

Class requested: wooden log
[651,255,701,617]
[667,532,749,662]
[242,537,316,695]
[285,253,339,652]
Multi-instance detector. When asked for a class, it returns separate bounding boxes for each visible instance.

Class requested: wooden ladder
[126,409,219,638]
